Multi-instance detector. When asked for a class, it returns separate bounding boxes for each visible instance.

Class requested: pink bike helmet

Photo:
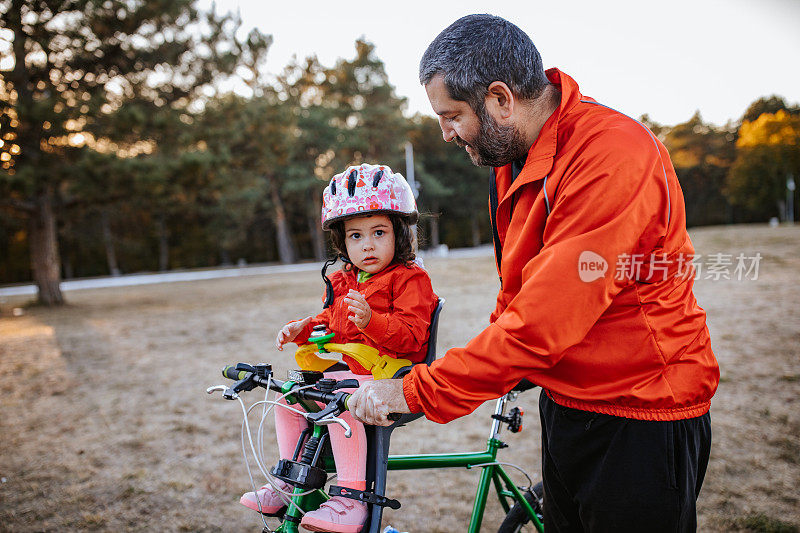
[321,163,418,230]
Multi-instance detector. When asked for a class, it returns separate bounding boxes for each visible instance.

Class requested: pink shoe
[239,478,292,514]
[300,496,367,533]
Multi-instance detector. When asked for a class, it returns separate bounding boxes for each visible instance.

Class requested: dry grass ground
[0,224,798,532]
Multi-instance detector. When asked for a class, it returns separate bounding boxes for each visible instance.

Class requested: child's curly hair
[328,213,416,270]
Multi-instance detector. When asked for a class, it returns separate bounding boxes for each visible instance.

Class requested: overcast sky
[200,0,800,127]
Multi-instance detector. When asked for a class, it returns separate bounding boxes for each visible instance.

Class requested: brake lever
[333,379,360,390]
[305,394,353,436]
[206,385,237,400]
[312,414,352,438]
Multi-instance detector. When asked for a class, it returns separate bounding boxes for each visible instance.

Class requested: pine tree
[0,0,241,303]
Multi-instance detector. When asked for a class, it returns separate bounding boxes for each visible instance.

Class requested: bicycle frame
[386,395,542,532]
[269,394,543,533]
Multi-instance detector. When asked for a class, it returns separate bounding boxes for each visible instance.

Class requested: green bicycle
[209,363,544,533]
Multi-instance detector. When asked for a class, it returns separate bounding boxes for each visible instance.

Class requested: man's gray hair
[419,14,549,112]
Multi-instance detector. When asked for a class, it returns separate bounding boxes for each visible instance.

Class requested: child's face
[343,214,395,274]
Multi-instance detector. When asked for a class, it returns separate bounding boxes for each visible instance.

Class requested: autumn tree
[741,95,799,124]
[726,108,800,221]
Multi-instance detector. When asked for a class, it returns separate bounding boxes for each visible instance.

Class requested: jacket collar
[343,262,403,295]
[497,68,584,203]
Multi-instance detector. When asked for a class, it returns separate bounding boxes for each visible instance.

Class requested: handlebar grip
[343,395,402,422]
[222,365,248,381]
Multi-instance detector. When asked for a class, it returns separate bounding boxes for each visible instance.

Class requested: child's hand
[275,316,313,351]
[344,289,372,329]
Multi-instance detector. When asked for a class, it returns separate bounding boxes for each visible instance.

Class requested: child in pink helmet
[239,163,438,533]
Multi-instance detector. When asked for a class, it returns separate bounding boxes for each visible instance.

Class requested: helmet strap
[321,255,352,309]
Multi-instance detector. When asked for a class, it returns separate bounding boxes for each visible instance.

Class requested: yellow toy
[294,326,413,380]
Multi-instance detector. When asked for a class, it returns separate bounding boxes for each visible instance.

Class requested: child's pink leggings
[274,370,372,491]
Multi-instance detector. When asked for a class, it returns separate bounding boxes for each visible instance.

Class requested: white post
[405,141,418,198]
[405,141,420,248]
[787,174,796,226]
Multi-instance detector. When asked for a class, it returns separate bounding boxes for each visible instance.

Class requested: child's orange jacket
[294,263,437,375]
[404,69,719,422]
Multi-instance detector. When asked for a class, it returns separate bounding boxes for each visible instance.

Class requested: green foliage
[0,0,240,189]
[322,39,409,170]
[199,92,289,258]
[409,115,490,246]
[0,0,244,293]
[0,3,797,285]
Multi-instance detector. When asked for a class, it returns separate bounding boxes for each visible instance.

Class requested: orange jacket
[404,69,719,422]
[295,263,437,375]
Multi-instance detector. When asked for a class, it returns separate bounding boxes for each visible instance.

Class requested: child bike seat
[361,297,444,532]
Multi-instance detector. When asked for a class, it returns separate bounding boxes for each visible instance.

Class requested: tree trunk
[777,199,786,222]
[308,195,326,261]
[29,189,64,305]
[269,178,296,264]
[471,216,481,247]
[429,204,440,248]
[9,5,61,304]
[63,257,74,280]
[157,213,170,271]
[100,208,121,276]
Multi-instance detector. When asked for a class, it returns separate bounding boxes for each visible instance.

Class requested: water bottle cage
[328,485,401,510]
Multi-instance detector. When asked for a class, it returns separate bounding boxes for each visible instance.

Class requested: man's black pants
[539,391,711,533]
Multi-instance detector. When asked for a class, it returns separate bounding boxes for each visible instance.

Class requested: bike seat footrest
[271,459,327,490]
[328,485,401,509]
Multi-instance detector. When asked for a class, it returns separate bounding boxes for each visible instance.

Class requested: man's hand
[275,316,313,350]
[348,379,411,426]
[343,289,372,329]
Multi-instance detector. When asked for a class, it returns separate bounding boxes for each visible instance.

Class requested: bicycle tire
[496,481,544,533]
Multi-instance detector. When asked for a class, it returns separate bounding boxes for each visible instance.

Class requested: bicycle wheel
[496,481,544,533]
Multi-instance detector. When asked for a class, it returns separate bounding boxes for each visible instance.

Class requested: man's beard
[455,107,529,167]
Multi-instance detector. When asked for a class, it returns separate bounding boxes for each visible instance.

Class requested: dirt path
[1,224,798,532]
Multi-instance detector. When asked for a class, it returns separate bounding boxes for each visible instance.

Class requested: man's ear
[485,81,515,120]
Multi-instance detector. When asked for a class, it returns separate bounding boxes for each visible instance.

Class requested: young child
[240,163,437,533]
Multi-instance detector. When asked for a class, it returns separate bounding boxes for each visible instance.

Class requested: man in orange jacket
[349,14,719,532]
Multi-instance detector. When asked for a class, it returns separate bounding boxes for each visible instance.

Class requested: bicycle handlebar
[223,365,249,381]
[217,363,401,422]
